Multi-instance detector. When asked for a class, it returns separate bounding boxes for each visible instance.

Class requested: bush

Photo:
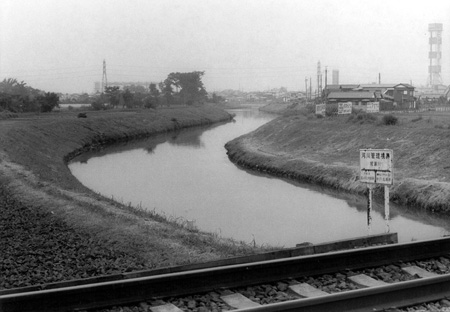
[144,97,158,109]
[91,99,107,111]
[325,103,338,116]
[347,110,378,124]
[0,110,18,120]
[303,104,316,115]
[382,114,398,125]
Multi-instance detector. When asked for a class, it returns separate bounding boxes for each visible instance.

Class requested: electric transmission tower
[317,61,322,100]
[427,23,443,89]
[101,59,108,93]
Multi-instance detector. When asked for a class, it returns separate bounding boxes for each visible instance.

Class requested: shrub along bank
[225,112,450,213]
[0,106,271,289]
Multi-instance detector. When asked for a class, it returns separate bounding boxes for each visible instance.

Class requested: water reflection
[74,122,227,163]
[69,108,450,246]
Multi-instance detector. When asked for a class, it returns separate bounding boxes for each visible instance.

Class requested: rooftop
[328,91,376,99]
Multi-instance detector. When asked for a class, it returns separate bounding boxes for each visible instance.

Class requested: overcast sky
[1,0,450,94]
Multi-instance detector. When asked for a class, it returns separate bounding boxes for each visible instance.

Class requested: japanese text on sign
[360,149,393,185]
[315,104,326,116]
[366,102,380,113]
[338,102,352,115]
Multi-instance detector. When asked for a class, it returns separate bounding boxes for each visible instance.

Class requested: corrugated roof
[328,91,375,99]
[340,84,359,88]
[325,84,341,90]
[358,84,397,89]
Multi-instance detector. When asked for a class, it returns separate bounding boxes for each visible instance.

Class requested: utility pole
[378,73,381,84]
[101,59,108,93]
[309,77,312,101]
[325,67,328,104]
[305,77,308,100]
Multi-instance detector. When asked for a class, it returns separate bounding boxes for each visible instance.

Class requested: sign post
[315,104,326,116]
[360,149,393,233]
[366,102,380,113]
[367,184,374,234]
[338,102,352,115]
[384,185,390,233]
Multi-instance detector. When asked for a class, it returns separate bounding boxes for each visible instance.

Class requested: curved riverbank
[0,106,270,289]
[225,111,450,213]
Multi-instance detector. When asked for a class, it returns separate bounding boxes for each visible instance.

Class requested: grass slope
[0,106,272,289]
[225,112,450,213]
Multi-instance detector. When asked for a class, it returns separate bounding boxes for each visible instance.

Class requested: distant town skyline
[2,0,450,94]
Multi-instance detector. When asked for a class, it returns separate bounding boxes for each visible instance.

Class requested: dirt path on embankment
[0,106,270,289]
[225,111,450,213]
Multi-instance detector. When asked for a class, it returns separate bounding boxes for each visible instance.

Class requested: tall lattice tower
[101,59,108,93]
[428,23,443,89]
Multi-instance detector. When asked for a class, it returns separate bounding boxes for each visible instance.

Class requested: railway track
[2,235,450,312]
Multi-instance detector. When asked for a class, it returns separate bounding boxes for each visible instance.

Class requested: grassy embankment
[226,104,450,213]
[0,106,272,289]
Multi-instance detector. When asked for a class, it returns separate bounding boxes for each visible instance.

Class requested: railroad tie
[348,274,388,288]
[221,293,261,309]
[150,303,184,312]
[402,265,439,278]
[289,283,329,298]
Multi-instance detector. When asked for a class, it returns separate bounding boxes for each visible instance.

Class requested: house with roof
[326,91,377,105]
[325,83,415,108]
[382,84,415,108]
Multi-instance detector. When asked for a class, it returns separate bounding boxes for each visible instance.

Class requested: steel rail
[233,274,450,312]
[2,237,450,312]
[0,233,398,296]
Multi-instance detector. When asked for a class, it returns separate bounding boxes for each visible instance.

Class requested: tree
[166,71,207,105]
[0,78,28,96]
[144,83,161,109]
[104,86,121,107]
[122,89,134,108]
[38,92,59,112]
[149,83,160,98]
[159,79,174,106]
[210,92,225,104]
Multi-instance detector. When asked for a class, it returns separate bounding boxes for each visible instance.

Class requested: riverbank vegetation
[226,103,450,214]
[0,78,60,113]
[0,106,272,290]
[71,71,213,110]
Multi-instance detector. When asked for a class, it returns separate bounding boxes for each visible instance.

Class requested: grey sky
[1,0,450,94]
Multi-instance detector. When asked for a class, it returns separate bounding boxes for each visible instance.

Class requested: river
[69,106,450,247]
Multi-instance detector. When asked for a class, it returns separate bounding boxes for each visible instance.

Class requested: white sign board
[360,149,393,185]
[366,102,380,113]
[315,104,326,116]
[338,102,352,114]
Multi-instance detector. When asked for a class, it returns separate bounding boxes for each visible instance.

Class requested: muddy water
[69,106,450,247]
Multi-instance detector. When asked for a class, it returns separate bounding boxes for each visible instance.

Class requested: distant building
[322,84,359,98]
[325,83,415,108]
[327,91,376,105]
[94,82,101,93]
[332,70,339,85]
[383,84,415,108]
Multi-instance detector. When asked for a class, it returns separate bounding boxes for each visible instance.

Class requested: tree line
[0,71,224,113]
[93,71,211,110]
[0,78,59,113]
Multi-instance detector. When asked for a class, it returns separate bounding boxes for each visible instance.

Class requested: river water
[69,106,450,247]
